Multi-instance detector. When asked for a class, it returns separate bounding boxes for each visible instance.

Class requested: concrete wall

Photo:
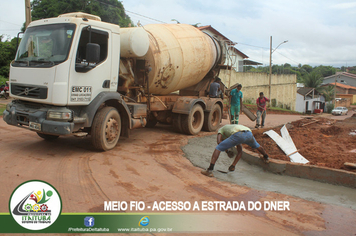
[295,93,305,113]
[219,71,297,110]
[337,94,356,104]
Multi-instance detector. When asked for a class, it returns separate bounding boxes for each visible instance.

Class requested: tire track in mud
[0,122,112,213]
[54,141,111,212]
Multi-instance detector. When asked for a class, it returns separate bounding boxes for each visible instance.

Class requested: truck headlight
[47,111,72,121]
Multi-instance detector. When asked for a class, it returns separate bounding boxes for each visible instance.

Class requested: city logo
[84,216,95,227]
[138,216,150,227]
[9,180,62,230]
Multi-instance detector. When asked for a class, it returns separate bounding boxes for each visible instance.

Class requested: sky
[1,0,356,68]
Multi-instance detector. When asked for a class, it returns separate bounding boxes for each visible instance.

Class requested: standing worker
[255,92,270,128]
[209,77,222,98]
[201,124,269,177]
[229,84,243,124]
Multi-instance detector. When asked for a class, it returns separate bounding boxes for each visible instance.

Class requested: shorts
[216,131,260,151]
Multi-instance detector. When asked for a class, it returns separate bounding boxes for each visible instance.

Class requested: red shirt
[256,97,269,111]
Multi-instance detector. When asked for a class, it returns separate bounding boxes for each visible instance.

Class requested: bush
[243,98,254,105]
[271,99,277,107]
[326,103,334,113]
[0,75,8,86]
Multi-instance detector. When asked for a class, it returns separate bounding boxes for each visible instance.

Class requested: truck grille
[11,84,48,99]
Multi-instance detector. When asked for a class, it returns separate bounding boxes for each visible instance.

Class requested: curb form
[242,149,356,189]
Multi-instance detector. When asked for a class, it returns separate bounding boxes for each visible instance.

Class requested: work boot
[228,165,235,171]
[255,124,259,128]
[262,155,269,163]
[201,169,214,177]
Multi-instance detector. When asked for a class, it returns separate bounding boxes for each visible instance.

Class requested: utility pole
[268,37,288,107]
[269,36,272,104]
[25,0,31,29]
[333,75,340,106]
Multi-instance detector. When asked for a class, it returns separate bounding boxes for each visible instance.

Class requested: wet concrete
[182,134,356,210]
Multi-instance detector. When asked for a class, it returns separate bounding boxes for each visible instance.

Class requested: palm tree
[300,71,324,91]
[319,85,334,102]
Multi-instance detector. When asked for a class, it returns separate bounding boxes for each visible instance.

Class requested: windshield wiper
[30,60,55,66]
[13,60,30,66]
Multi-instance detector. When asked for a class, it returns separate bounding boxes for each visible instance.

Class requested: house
[198,25,261,72]
[320,82,356,105]
[197,25,296,111]
[295,87,325,113]
[320,82,356,95]
[323,72,356,87]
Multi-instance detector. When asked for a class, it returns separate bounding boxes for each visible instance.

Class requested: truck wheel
[172,114,183,133]
[203,104,222,132]
[37,132,59,141]
[181,104,204,135]
[91,107,121,151]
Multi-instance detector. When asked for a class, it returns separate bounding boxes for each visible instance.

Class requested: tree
[0,36,18,77]
[320,85,335,102]
[300,71,324,91]
[314,65,336,77]
[31,0,132,27]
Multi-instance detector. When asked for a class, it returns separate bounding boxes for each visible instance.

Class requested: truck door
[69,25,112,104]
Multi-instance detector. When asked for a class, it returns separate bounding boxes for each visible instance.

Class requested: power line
[0,29,21,31]
[236,42,269,50]
[274,51,301,65]
[125,10,167,24]
[0,19,22,27]
[93,0,167,24]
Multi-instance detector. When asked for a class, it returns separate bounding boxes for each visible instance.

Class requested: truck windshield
[12,23,76,67]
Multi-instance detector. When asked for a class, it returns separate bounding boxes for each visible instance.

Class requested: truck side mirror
[86,43,100,63]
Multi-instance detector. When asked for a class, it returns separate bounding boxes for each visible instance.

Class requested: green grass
[268,106,302,114]
[244,103,302,115]
[0,104,6,116]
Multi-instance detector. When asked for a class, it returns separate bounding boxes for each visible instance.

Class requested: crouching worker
[201,124,269,177]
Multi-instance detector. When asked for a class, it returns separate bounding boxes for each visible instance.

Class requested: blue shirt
[209,82,220,97]
[230,89,243,106]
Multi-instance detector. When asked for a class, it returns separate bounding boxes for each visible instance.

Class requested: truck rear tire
[203,104,222,132]
[172,114,183,133]
[181,104,204,135]
[91,106,121,151]
[37,132,59,141]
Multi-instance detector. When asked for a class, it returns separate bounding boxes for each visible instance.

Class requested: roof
[321,82,356,90]
[231,47,248,59]
[324,72,356,80]
[243,59,263,66]
[297,87,315,96]
[198,25,235,45]
[198,25,249,59]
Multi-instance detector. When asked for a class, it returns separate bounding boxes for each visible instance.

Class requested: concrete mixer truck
[3,12,227,151]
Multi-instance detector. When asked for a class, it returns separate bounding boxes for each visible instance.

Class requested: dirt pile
[250,116,356,172]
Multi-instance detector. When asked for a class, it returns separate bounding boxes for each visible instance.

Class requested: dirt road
[0,108,355,235]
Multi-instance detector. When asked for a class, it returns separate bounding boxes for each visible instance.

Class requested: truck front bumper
[3,102,74,135]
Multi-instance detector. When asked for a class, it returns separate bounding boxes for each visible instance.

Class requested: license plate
[29,122,41,131]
